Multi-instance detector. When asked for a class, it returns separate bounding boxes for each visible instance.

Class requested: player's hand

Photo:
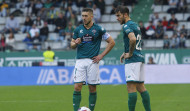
[92,54,103,63]
[75,38,81,45]
[124,53,133,59]
[120,53,125,63]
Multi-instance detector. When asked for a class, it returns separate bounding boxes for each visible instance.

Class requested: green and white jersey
[123,20,144,64]
[73,23,108,59]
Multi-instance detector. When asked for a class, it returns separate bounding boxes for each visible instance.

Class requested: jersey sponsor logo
[125,29,130,33]
[82,34,94,43]
[80,29,83,33]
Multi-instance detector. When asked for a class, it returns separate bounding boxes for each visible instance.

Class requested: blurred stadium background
[0,0,190,111]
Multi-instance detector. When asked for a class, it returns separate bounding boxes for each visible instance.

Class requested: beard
[83,20,91,25]
[121,17,125,24]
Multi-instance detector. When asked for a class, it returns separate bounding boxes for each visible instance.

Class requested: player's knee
[74,83,83,91]
[88,85,96,93]
[136,83,146,93]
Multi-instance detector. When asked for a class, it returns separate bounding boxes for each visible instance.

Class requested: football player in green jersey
[115,6,151,111]
[71,8,115,111]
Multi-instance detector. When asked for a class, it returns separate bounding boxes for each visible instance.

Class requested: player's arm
[70,38,81,49]
[92,35,115,63]
[125,32,136,58]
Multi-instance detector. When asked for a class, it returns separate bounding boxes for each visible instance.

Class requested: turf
[0,84,190,111]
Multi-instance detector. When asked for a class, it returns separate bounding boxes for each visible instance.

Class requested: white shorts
[125,62,144,83]
[73,58,100,85]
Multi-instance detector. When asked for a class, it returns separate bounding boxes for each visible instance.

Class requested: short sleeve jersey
[73,23,106,59]
[123,20,144,64]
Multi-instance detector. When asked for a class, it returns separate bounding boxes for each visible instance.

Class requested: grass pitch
[0,84,190,111]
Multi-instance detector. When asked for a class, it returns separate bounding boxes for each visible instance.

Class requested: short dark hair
[47,46,51,50]
[115,5,129,15]
[82,8,93,14]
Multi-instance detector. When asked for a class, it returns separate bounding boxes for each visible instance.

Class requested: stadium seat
[14,33,27,41]
[185,39,190,47]
[48,33,58,41]
[14,42,27,51]
[0,17,6,25]
[110,15,117,22]
[112,23,122,31]
[15,16,25,24]
[105,5,112,14]
[159,13,171,20]
[187,22,190,29]
[155,40,163,48]
[175,13,184,21]
[178,22,188,28]
[143,40,156,48]
[165,31,173,38]
[101,15,110,22]
[162,5,170,12]
[153,5,162,13]
[108,31,119,39]
[104,0,114,5]
[48,24,55,32]
[184,13,190,21]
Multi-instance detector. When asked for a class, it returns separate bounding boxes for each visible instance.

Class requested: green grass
[0,84,190,111]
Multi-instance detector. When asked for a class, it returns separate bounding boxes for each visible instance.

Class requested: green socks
[89,92,97,111]
[141,91,151,111]
[73,91,81,111]
[128,92,137,111]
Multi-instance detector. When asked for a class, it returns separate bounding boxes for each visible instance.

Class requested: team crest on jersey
[80,29,83,33]
[92,29,96,34]
[125,29,130,33]
[124,25,127,28]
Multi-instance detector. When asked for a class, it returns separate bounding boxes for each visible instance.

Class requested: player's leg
[127,82,137,111]
[125,63,139,111]
[87,59,100,111]
[73,83,83,111]
[88,85,97,111]
[73,59,87,111]
[137,63,151,111]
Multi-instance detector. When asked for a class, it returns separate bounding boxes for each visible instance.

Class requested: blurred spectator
[162,16,168,31]
[168,14,178,31]
[23,32,33,52]
[69,13,78,27]
[86,0,93,8]
[180,25,187,37]
[170,34,179,48]
[37,8,48,21]
[32,32,41,51]
[95,0,105,15]
[138,21,147,39]
[150,13,162,27]
[47,6,58,24]
[65,22,75,41]
[154,0,163,5]
[177,0,187,13]
[4,14,20,34]
[179,33,186,48]
[5,32,15,51]
[146,21,156,39]
[110,4,116,15]
[163,34,170,49]
[60,0,69,10]
[155,21,164,39]
[16,0,28,9]
[54,13,67,38]
[44,0,53,9]
[40,22,49,42]
[0,34,6,51]
[29,24,40,38]
[33,16,44,29]
[93,4,101,23]
[43,46,55,62]
[32,0,43,16]
[22,16,33,33]
[147,57,156,64]
[167,0,178,13]
[0,0,9,17]
[53,0,62,7]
